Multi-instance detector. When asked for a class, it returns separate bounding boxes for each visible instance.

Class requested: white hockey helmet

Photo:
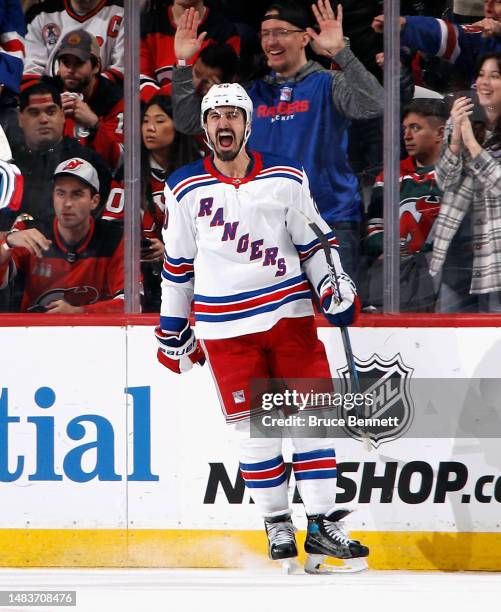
[201,83,253,153]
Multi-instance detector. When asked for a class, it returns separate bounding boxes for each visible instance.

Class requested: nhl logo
[337,353,414,448]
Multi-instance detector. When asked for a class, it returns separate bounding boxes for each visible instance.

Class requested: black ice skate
[304,509,369,574]
[264,514,300,574]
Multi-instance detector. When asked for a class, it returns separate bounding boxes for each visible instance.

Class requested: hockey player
[170,1,384,284]
[155,82,369,573]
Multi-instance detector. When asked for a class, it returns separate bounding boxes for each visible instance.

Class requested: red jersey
[366,156,442,256]
[0,218,124,312]
[63,75,124,171]
[140,4,240,102]
[102,163,165,240]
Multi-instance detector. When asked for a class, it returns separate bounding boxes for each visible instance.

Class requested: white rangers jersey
[160,150,347,340]
[23,0,124,87]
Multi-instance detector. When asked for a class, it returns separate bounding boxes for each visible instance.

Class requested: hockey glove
[155,321,205,374]
[319,273,359,327]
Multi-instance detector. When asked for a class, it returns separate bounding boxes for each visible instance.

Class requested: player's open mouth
[217,130,235,148]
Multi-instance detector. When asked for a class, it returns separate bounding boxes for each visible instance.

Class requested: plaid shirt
[430,124,501,294]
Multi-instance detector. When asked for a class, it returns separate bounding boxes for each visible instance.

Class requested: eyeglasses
[259,28,305,40]
[206,109,243,121]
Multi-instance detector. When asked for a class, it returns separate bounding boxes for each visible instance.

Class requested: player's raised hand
[174,7,207,62]
[307,1,345,58]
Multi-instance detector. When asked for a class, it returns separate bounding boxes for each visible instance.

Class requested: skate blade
[279,558,302,575]
[304,554,368,574]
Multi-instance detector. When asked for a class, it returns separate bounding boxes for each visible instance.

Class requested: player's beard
[216,148,240,162]
[213,132,244,162]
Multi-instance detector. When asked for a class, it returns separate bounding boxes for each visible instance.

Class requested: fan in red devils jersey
[0,157,124,313]
[56,29,124,172]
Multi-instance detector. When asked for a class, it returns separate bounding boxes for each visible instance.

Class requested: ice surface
[0,568,499,612]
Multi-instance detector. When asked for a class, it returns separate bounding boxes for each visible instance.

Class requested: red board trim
[1,313,501,328]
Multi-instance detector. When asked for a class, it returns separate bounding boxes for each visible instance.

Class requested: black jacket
[1,136,112,231]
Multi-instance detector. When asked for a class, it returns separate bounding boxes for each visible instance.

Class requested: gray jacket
[171,47,383,136]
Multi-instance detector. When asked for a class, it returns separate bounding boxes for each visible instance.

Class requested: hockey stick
[308,221,372,452]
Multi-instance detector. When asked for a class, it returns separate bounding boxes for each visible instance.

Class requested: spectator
[23,0,124,90]
[56,29,124,172]
[103,94,201,311]
[452,1,484,24]
[372,0,501,86]
[204,0,267,79]
[148,40,240,100]
[140,0,240,101]
[190,42,239,95]
[364,98,446,312]
[0,0,26,142]
[1,81,111,231]
[430,53,501,312]
[171,1,383,282]
[0,157,124,313]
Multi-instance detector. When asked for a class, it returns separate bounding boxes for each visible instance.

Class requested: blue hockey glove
[319,273,359,327]
[155,321,205,374]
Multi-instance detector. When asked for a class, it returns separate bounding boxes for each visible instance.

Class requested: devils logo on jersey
[35,286,100,309]
[400,195,441,252]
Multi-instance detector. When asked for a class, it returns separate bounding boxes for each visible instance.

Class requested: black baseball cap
[262,2,312,30]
